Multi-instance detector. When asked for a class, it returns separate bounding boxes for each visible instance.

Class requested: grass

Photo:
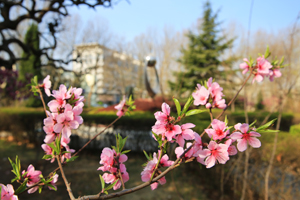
[0,139,207,200]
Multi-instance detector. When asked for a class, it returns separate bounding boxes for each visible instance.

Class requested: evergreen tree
[19,23,43,107]
[19,23,42,81]
[170,2,234,96]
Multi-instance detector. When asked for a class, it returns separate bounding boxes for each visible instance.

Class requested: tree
[170,1,234,96]
[0,0,112,70]
[18,23,42,81]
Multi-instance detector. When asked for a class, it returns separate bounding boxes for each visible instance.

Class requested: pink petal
[248,137,261,148]
[205,155,216,168]
[237,139,248,152]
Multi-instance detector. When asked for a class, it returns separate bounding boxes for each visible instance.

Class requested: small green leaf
[15,179,28,194]
[47,184,57,191]
[104,179,118,191]
[143,150,151,161]
[66,156,78,163]
[259,129,279,133]
[256,118,277,131]
[279,56,284,66]
[224,115,228,125]
[173,98,181,116]
[11,177,18,183]
[181,96,194,116]
[99,175,105,190]
[42,155,53,160]
[122,150,131,154]
[249,120,257,127]
[39,186,42,193]
[185,109,206,117]
[264,45,270,58]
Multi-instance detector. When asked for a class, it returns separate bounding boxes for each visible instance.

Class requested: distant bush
[289,124,300,134]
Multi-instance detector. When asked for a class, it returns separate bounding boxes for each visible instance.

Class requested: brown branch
[56,155,76,200]
[73,115,122,157]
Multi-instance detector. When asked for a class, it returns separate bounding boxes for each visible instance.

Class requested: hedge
[289,124,300,135]
[0,108,294,146]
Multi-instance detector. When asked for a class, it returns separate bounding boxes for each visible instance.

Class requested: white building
[72,43,143,106]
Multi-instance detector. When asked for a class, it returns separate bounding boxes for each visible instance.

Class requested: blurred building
[72,43,143,107]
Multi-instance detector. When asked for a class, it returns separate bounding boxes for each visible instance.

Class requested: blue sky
[69,0,300,41]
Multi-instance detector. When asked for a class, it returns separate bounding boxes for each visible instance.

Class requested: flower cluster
[97,148,129,190]
[240,56,282,83]
[0,184,18,200]
[41,77,84,163]
[196,119,261,168]
[192,77,226,109]
[141,151,174,190]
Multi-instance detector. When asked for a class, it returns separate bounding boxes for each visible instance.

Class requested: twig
[73,116,122,157]
[56,155,75,200]
[38,88,48,117]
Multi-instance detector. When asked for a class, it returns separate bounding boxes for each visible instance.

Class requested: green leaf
[264,45,270,58]
[224,115,228,125]
[249,120,257,127]
[280,56,284,66]
[256,118,277,131]
[152,132,163,148]
[122,150,131,154]
[42,155,53,160]
[66,156,78,163]
[173,98,181,116]
[104,179,119,191]
[259,129,279,133]
[181,96,194,116]
[185,109,206,117]
[143,150,151,161]
[111,146,117,152]
[11,177,18,183]
[47,184,57,191]
[15,179,28,194]
[55,134,61,154]
[99,175,105,190]
[39,186,42,193]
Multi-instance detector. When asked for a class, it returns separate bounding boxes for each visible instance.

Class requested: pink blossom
[60,145,75,163]
[175,143,193,159]
[48,84,71,113]
[240,58,250,74]
[115,96,126,117]
[98,147,115,172]
[231,123,261,152]
[42,75,51,96]
[269,69,282,81]
[192,84,209,106]
[48,174,59,190]
[257,56,272,75]
[102,164,129,190]
[141,151,172,190]
[154,103,171,124]
[192,132,203,157]
[225,139,238,156]
[98,148,128,173]
[22,165,42,194]
[41,144,55,163]
[205,119,229,140]
[152,122,182,141]
[175,123,195,147]
[53,104,79,139]
[0,184,18,200]
[198,141,229,168]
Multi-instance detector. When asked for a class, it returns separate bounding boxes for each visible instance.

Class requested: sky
[69,0,300,42]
